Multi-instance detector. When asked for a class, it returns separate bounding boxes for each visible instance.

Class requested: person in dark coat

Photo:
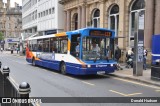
[115,46,121,62]
[115,46,123,70]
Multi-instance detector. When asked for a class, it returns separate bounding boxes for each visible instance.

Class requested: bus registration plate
[97,71,105,74]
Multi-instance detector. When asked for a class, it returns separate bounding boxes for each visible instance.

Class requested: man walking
[115,46,123,70]
[143,47,148,70]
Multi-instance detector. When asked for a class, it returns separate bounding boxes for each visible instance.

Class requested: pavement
[1,51,160,87]
[110,64,160,87]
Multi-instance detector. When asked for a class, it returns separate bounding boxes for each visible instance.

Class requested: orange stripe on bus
[55,32,66,37]
[68,40,71,51]
[76,58,86,65]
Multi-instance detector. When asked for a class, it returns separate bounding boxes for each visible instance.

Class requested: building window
[43,11,45,16]
[109,4,119,38]
[72,13,78,30]
[46,10,48,15]
[129,0,145,47]
[52,7,55,14]
[41,12,43,17]
[49,9,51,14]
[35,10,37,19]
[92,9,100,28]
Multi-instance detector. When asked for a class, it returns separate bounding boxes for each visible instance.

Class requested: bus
[26,28,117,75]
[152,35,160,64]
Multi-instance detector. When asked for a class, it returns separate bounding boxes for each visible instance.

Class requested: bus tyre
[32,58,36,66]
[61,62,66,75]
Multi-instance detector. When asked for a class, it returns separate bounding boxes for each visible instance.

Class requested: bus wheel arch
[60,61,66,74]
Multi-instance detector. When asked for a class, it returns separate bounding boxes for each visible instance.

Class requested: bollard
[0,61,2,69]
[2,66,10,98]
[19,82,31,106]
[2,66,10,76]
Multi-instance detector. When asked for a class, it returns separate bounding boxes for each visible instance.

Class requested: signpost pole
[133,12,144,76]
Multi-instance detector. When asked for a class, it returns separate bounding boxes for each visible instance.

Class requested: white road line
[82,81,95,86]
[52,72,58,75]
[66,76,74,80]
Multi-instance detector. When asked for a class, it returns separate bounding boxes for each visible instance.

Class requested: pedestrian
[126,48,134,60]
[143,47,148,70]
[16,47,19,54]
[115,46,123,70]
[1,47,3,52]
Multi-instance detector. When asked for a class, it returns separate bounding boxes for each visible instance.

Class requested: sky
[3,0,22,7]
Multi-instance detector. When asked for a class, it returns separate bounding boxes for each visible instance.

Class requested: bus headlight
[87,65,91,68]
[111,64,113,67]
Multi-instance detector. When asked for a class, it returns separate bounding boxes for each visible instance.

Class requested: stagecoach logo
[96,65,107,67]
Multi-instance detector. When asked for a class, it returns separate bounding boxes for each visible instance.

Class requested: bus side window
[50,38,58,53]
[58,37,68,54]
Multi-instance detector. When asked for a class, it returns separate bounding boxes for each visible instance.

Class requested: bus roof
[28,34,56,40]
[66,27,115,37]
[27,28,115,41]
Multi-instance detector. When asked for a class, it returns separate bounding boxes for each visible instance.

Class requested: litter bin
[151,61,160,81]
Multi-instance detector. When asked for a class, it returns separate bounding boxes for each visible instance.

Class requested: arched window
[109,4,119,37]
[72,13,78,30]
[129,0,145,47]
[74,14,78,30]
[92,9,100,28]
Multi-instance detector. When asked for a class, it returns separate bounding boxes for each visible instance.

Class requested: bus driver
[92,42,100,55]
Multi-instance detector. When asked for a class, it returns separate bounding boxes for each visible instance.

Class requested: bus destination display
[90,30,112,37]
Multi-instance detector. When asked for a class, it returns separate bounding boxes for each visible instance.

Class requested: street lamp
[19,37,23,55]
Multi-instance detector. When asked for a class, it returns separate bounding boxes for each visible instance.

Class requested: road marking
[109,90,128,96]
[155,90,160,92]
[66,76,74,80]
[82,81,95,86]
[102,75,160,89]
[109,90,142,97]
[52,72,58,75]
[36,103,41,106]
[113,77,160,89]
[127,93,142,96]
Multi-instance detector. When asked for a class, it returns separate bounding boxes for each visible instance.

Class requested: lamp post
[19,37,23,55]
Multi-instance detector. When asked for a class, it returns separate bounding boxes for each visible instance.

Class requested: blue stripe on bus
[26,58,116,75]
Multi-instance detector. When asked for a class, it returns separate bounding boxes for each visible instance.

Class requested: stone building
[59,0,160,62]
[0,0,22,49]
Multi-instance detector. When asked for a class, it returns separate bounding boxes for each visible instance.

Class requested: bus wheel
[32,58,36,66]
[60,62,66,75]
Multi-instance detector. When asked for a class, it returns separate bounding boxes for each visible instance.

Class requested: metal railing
[0,61,34,106]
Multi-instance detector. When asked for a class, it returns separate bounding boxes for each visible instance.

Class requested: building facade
[22,0,64,39]
[59,0,160,62]
[0,0,22,49]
